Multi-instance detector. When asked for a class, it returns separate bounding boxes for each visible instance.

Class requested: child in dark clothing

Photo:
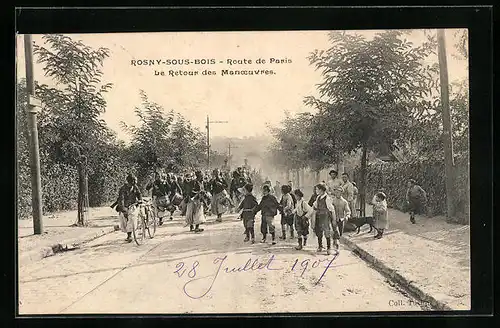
[279,185,295,240]
[293,189,312,250]
[308,186,319,207]
[254,184,280,245]
[238,183,259,244]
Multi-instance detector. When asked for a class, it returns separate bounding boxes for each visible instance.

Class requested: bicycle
[130,199,157,246]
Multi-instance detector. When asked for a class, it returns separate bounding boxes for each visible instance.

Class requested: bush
[88,157,138,207]
[354,159,469,222]
[17,160,33,219]
[17,161,79,219]
[41,163,79,213]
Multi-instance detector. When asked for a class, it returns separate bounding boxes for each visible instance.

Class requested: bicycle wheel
[133,213,145,246]
[147,206,156,238]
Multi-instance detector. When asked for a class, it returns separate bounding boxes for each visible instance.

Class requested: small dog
[345,216,376,234]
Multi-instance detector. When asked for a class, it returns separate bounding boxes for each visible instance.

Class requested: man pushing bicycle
[116,174,143,242]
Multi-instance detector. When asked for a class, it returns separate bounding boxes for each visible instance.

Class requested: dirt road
[18,213,428,314]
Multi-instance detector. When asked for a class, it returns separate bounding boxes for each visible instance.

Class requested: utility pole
[205,115,228,169]
[206,116,210,169]
[75,77,89,226]
[437,29,456,220]
[227,140,239,171]
[24,34,44,234]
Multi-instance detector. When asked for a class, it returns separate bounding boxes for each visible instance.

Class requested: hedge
[17,162,79,219]
[17,159,139,220]
[354,158,469,223]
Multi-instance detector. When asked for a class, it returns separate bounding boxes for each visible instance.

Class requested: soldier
[116,174,142,242]
[210,169,230,222]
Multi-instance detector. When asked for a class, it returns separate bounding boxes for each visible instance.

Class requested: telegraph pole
[24,34,44,234]
[206,116,210,169]
[227,141,239,171]
[437,29,456,220]
[205,115,228,169]
[75,77,89,226]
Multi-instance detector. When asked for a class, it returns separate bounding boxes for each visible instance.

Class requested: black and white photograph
[16,27,470,314]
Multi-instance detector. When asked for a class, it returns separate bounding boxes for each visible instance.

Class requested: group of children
[235,178,391,254]
[236,182,342,255]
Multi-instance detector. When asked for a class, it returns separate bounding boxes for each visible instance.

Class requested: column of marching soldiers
[111,166,426,255]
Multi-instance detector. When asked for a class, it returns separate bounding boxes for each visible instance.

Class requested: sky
[15,29,468,143]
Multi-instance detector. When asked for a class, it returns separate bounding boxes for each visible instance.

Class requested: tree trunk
[77,156,89,226]
[359,143,368,218]
[294,169,300,188]
[336,152,344,173]
[315,170,320,184]
[437,29,456,221]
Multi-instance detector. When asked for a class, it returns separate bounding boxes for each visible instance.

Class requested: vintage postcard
[16,29,470,314]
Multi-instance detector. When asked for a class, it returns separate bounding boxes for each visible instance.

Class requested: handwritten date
[173,253,339,299]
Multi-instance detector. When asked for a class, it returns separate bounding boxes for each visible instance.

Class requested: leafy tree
[305,30,438,214]
[121,90,175,177]
[453,29,468,60]
[30,34,115,225]
[268,111,314,176]
[449,79,469,157]
[17,80,34,218]
[123,93,215,178]
[33,35,113,166]
[169,113,208,171]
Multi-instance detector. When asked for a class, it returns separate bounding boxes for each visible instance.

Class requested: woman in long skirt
[210,169,230,222]
[185,171,206,233]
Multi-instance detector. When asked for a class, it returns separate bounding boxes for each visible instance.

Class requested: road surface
[18,213,429,314]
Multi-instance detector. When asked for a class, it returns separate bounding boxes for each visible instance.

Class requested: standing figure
[340,173,357,218]
[210,169,229,222]
[372,192,388,239]
[279,185,295,240]
[312,183,340,255]
[238,183,259,244]
[185,171,206,233]
[203,175,212,216]
[263,180,275,196]
[254,184,280,245]
[327,170,343,195]
[232,167,248,219]
[166,173,183,221]
[274,181,282,200]
[230,169,244,209]
[352,182,359,216]
[406,179,427,224]
[331,186,351,237]
[180,173,193,217]
[293,189,312,250]
[116,174,142,242]
[308,185,319,207]
[145,171,169,226]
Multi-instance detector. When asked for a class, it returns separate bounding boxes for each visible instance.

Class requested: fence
[270,159,469,223]
[353,159,469,222]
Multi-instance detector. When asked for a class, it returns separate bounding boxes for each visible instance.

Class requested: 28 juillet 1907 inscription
[130,58,293,77]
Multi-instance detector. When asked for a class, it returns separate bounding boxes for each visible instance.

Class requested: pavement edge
[340,235,453,311]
